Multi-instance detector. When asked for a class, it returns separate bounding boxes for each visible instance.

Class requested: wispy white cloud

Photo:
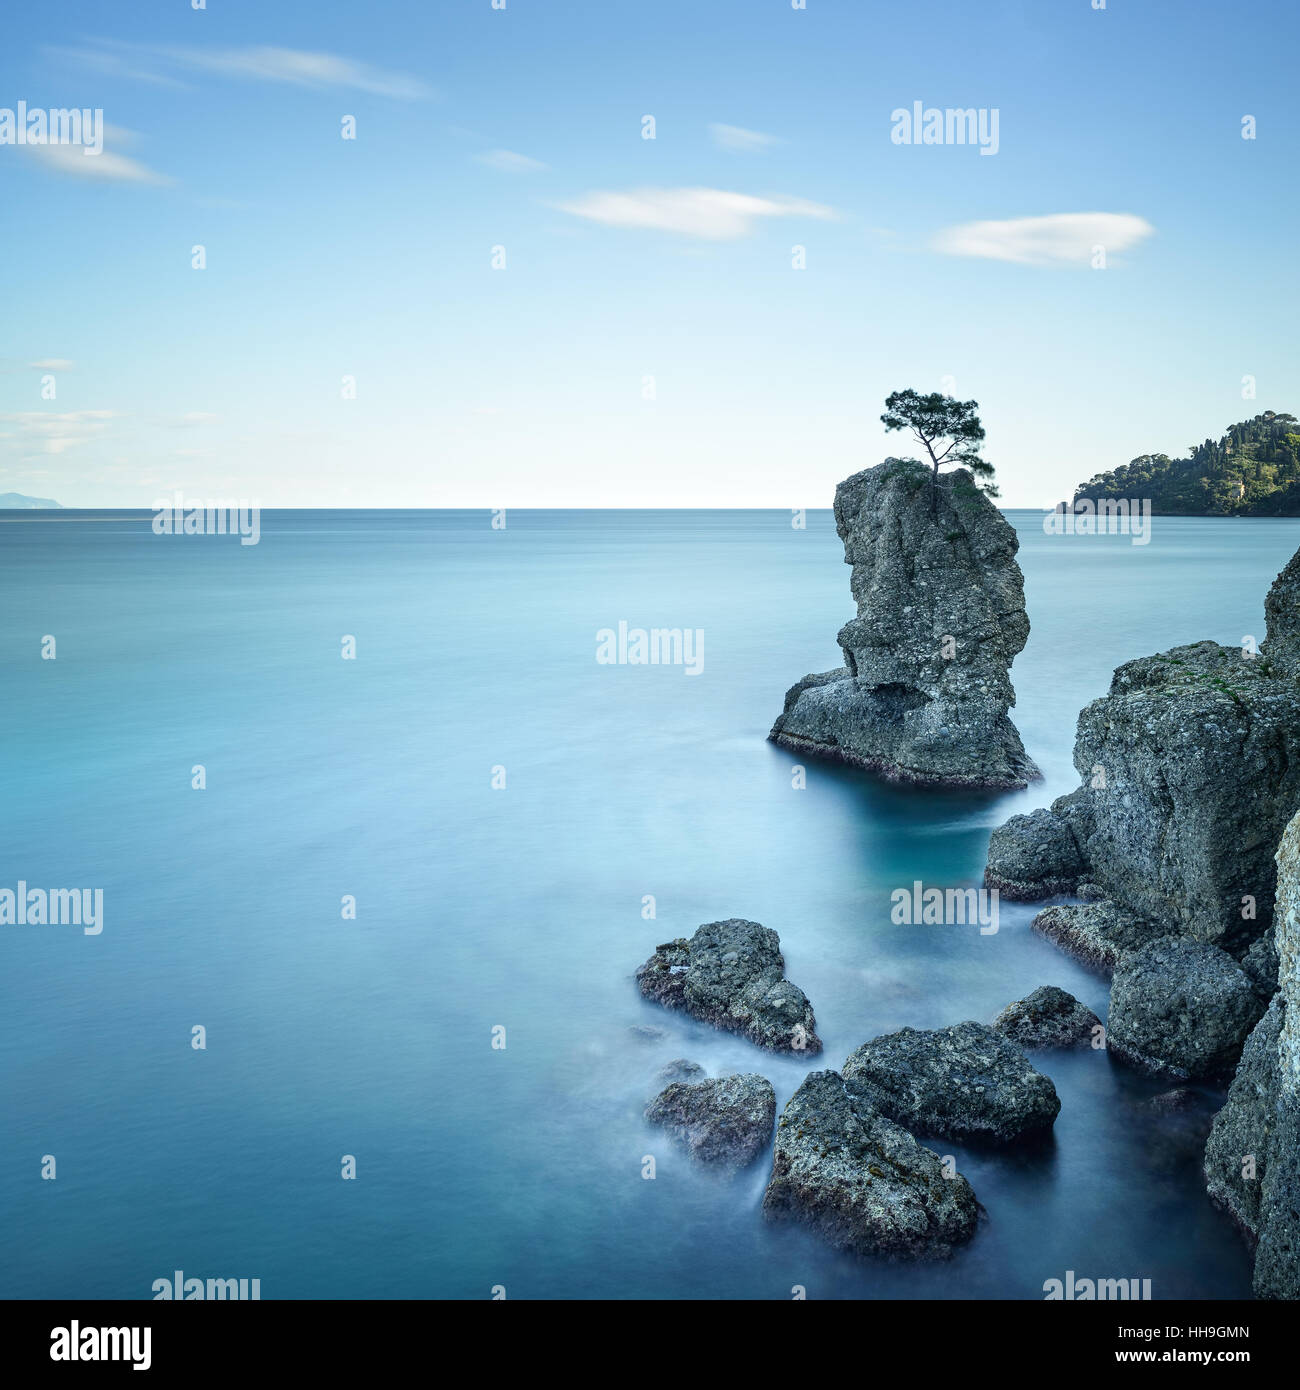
[48,43,188,88]
[29,359,74,371]
[53,39,433,100]
[557,187,836,241]
[709,123,783,153]
[477,149,548,173]
[932,212,1155,266]
[0,410,118,455]
[25,125,167,184]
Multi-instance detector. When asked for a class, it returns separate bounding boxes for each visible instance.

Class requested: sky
[1,0,1297,509]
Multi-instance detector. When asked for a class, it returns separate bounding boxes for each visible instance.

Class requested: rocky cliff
[1204,809,1300,1298]
[972,533,1300,1291]
[770,459,1039,788]
[985,543,1300,954]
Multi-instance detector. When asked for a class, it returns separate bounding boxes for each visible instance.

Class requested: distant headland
[1073,411,1300,516]
[0,492,62,509]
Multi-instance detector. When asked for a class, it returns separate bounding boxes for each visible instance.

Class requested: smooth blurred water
[3,507,1297,1300]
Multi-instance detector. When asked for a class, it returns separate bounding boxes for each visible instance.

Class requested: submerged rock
[769,460,1039,789]
[653,1059,706,1088]
[1146,1086,1198,1114]
[841,1021,1060,1143]
[1031,900,1169,976]
[634,918,821,1054]
[991,985,1101,1049]
[761,1070,978,1258]
[1108,937,1265,1081]
[645,1073,776,1170]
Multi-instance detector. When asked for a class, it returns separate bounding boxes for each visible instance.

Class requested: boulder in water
[645,1073,776,1170]
[761,1069,979,1258]
[1109,937,1265,1081]
[634,918,821,1054]
[841,1021,1060,1143]
[991,985,1102,1049]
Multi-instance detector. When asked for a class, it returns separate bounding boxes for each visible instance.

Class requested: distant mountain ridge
[1073,411,1300,516]
[0,492,62,509]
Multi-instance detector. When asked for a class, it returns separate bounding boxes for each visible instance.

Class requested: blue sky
[1,0,1297,507]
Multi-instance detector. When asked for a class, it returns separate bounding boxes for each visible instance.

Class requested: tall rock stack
[769,459,1039,789]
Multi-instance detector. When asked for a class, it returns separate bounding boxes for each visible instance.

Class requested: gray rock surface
[761,1070,979,1258]
[987,639,1300,953]
[841,1021,1060,1143]
[1031,900,1170,976]
[991,985,1102,1049]
[984,805,1085,899]
[1066,642,1300,952]
[1242,933,1280,999]
[1108,937,1265,1081]
[645,1073,776,1170]
[770,459,1039,788]
[634,918,821,1054]
[1262,541,1300,677]
[1206,809,1300,1298]
[1204,996,1282,1244]
[1255,1071,1300,1299]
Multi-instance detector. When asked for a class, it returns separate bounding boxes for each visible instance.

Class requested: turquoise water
[3,508,1296,1300]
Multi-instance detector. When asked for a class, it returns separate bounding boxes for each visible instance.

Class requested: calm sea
[3,508,1296,1299]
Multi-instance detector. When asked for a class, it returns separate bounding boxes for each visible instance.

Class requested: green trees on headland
[1073,411,1300,515]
